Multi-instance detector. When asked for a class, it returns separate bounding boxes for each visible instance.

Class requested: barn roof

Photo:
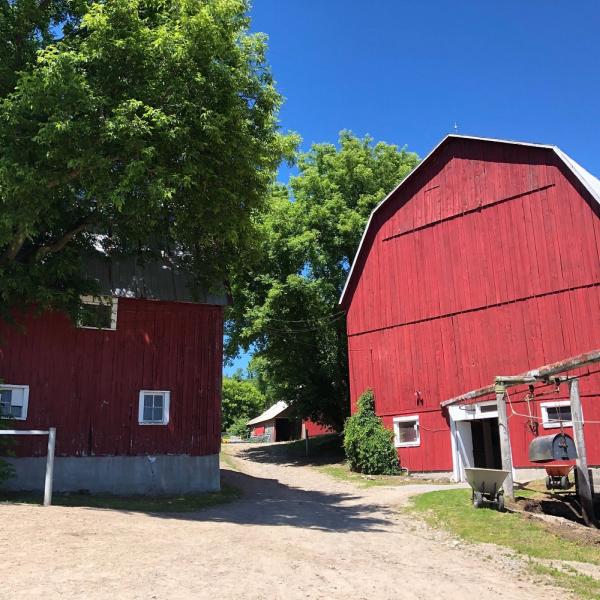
[247,400,289,426]
[84,254,228,305]
[339,134,600,308]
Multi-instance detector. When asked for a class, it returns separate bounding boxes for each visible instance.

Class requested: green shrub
[343,389,400,475]
[226,416,250,439]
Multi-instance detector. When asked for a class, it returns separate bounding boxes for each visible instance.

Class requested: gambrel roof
[339,134,600,308]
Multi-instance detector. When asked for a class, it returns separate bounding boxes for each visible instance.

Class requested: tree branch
[1,231,27,265]
[33,218,93,262]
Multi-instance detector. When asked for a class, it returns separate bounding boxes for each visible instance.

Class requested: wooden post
[569,379,595,526]
[43,427,56,507]
[495,385,514,500]
[305,431,310,457]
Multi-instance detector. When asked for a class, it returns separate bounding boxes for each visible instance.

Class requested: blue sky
[225,1,600,375]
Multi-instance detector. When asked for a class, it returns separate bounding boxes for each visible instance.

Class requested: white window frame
[0,384,29,421]
[541,400,575,429]
[78,295,118,330]
[138,390,170,425]
[393,415,420,448]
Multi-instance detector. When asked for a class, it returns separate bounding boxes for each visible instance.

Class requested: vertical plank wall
[344,138,600,472]
[0,299,223,458]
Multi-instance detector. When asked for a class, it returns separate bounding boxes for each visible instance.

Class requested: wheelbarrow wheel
[496,492,505,512]
[560,475,569,490]
[473,491,484,508]
[545,476,552,490]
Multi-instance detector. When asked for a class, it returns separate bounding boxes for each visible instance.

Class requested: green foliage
[226,415,251,439]
[343,389,400,475]
[0,0,297,320]
[221,375,265,432]
[227,132,419,429]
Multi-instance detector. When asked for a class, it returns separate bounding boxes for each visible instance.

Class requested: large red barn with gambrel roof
[340,135,600,481]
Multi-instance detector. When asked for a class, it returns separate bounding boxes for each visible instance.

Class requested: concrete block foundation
[4,453,220,495]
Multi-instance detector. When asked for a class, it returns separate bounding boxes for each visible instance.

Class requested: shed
[340,134,600,481]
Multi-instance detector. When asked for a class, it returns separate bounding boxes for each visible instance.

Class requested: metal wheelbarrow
[544,464,574,490]
[465,467,510,512]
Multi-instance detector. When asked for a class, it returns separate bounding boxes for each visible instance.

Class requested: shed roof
[247,400,289,426]
[339,134,600,308]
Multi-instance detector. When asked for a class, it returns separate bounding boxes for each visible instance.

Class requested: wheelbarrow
[465,468,510,512]
[544,464,574,490]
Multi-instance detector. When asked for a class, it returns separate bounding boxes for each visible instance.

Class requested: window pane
[143,407,153,421]
[153,395,163,408]
[547,406,572,422]
[144,395,154,408]
[10,405,22,418]
[153,407,163,422]
[398,422,417,443]
[80,303,112,328]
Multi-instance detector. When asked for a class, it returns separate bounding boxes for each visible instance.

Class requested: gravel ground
[0,444,566,600]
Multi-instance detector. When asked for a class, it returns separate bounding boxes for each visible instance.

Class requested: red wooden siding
[345,138,600,472]
[0,298,223,458]
[303,420,333,437]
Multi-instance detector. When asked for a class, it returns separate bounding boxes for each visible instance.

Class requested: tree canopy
[221,372,265,432]
[0,0,296,319]
[226,131,419,430]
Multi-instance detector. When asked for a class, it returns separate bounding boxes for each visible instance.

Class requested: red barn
[0,256,226,494]
[340,135,600,481]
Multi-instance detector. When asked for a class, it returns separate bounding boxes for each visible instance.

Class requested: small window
[0,385,29,421]
[138,391,170,425]
[393,416,420,447]
[541,401,574,429]
[78,296,118,330]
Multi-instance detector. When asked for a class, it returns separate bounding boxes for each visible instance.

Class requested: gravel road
[0,444,565,599]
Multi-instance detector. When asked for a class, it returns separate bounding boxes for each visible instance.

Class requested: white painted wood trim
[540,400,575,429]
[393,415,420,447]
[138,390,171,425]
[0,384,29,420]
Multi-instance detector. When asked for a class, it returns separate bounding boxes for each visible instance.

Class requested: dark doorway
[470,418,502,469]
[275,418,292,442]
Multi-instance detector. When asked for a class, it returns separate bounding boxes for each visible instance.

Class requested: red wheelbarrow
[545,465,574,490]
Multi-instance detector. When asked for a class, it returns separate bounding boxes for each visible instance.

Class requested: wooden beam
[569,379,595,526]
[442,348,600,408]
[496,386,514,500]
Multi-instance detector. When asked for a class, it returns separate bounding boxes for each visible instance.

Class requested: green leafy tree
[0,0,296,320]
[343,389,399,475]
[221,375,265,432]
[226,415,251,439]
[226,132,419,429]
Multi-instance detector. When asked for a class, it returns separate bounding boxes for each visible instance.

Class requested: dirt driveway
[0,445,563,600]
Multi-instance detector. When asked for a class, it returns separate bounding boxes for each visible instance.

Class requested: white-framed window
[0,384,29,420]
[541,401,574,429]
[138,390,170,425]
[78,296,118,330]
[393,415,420,447]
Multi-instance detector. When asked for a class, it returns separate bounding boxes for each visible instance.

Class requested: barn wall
[0,298,223,459]
[345,139,600,471]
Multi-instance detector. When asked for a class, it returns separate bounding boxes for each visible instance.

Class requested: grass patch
[410,488,600,599]
[411,489,600,564]
[0,483,241,513]
[532,564,600,600]
[220,450,239,471]
[318,462,415,488]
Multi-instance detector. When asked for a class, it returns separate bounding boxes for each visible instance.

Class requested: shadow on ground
[158,468,394,532]
[233,434,346,467]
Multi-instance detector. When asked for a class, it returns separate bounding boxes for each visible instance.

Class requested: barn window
[138,391,170,425]
[393,416,420,447]
[0,385,29,421]
[78,296,118,330]
[541,401,574,429]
